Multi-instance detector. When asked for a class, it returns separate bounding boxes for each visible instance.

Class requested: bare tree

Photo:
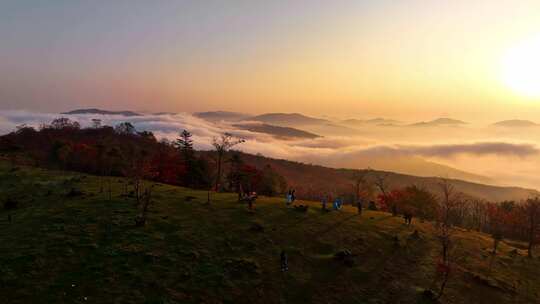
[135,184,156,227]
[351,171,368,202]
[434,178,460,299]
[211,133,244,191]
[372,171,395,215]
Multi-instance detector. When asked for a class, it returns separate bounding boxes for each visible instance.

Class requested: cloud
[1,110,539,188]
[398,142,539,158]
[0,110,538,160]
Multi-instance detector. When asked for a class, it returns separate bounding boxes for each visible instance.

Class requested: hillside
[1,162,539,303]
[230,152,538,202]
[232,123,321,139]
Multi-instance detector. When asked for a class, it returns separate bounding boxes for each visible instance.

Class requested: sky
[1,0,540,121]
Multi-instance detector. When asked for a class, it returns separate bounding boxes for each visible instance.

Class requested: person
[404,212,413,225]
[333,198,342,210]
[357,199,363,215]
[280,250,288,272]
[286,190,292,206]
[247,192,257,210]
[321,196,327,211]
[291,189,296,204]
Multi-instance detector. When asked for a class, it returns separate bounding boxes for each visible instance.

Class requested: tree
[211,133,245,191]
[175,130,194,160]
[486,203,507,256]
[373,171,395,215]
[227,153,245,201]
[351,171,373,204]
[115,122,136,135]
[257,164,287,197]
[135,184,156,227]
[523,197,540,258]
[50,117,80,130]
[91,119,102,129]
[174,130,196,186]
[434,178,460,299]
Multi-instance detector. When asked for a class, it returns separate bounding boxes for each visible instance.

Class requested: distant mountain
[233,123,321,139]
[246,113,330,126]
[62,108,141,116]
[153,112,177,116]
[409,117,467,127]
[194,111,250,122]
[492,120,538,128]
[341,118,401,126]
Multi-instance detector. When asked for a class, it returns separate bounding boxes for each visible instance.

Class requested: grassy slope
[0,162,539,304]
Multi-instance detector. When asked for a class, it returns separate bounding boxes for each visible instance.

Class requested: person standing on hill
[286,190,292,206]
[291,189,296,204]
[357,199,363,215]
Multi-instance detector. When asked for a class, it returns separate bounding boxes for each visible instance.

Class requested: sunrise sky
[1,0,540,121]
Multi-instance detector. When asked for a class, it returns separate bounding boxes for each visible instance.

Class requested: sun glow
[501,35,540,98]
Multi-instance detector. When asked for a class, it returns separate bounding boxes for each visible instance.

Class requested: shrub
[3,198,18,210]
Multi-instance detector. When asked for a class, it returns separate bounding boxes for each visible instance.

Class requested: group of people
[285,189,296,205]
[321,195,363,213]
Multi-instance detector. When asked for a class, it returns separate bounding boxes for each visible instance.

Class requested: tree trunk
[215,152,223,191]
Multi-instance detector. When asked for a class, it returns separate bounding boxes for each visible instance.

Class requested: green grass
[1,162,539,303]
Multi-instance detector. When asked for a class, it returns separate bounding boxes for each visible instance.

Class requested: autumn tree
[227,153,245,200]
[257,164,287,197]
[372,171,395,215]
[351,171,374,204]
[523,197,540,258]
[434,178,461,299]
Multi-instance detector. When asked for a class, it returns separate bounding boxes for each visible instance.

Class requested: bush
[3,198,18,210]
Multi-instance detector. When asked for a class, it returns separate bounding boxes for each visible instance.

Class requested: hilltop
[0,162,539,303]
[492,120,538,128]
[409,118,467,127]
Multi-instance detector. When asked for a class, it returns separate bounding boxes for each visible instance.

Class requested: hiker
[356,199,362,215]
[321,196,327,210]
[291,189,296,203]
[286,190,292,205]
[247,192,257,210]
[280,250,288,272]
[333,198,342,210]
[404,212,413,225]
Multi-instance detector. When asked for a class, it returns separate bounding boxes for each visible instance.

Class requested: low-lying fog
[1,110,538,191]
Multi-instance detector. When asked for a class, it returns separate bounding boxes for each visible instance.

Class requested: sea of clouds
[1,110,539,190]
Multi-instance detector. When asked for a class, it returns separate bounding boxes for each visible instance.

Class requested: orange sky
[1,1,540,121]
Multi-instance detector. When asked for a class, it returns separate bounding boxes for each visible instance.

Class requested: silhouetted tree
[115,122,136,135]
[211,133,244,191]
[50,117,81,130]
[91,119,102,129]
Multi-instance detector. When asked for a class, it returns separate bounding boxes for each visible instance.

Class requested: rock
[249,222,264,232]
